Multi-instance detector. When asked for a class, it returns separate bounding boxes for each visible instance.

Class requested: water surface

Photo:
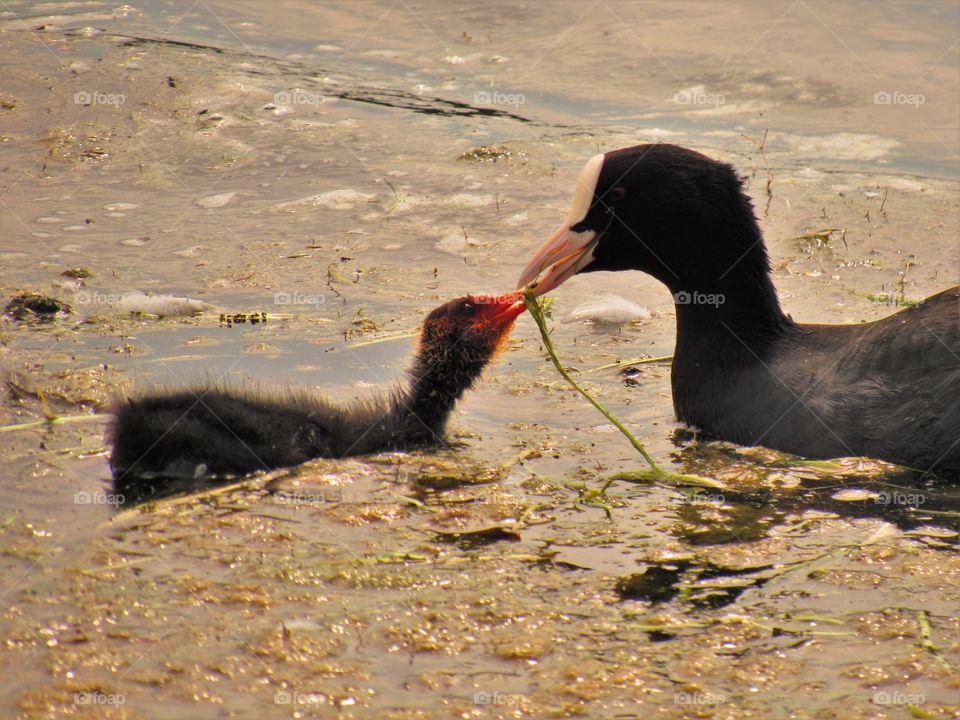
[0,2,958,718]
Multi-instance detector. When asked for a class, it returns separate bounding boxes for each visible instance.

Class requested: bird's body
[110,293,524,501]
[672,288,959,469]
[110,387,424,480]
[516,143,959,472]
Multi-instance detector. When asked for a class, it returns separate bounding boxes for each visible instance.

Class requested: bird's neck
[668,228,791,360]
[666,243,791,431]
[388,352,483,446]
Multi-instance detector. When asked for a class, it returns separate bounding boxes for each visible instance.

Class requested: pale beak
[514,225,597,297]
[514,152,605,298]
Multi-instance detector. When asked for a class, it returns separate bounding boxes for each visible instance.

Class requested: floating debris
[458,144,512,162]
[616,565,684,603]
[864,291,918,307]
[196,191,237,209]
[41,126,113,163]
[172,244,207,258]
[219,311,267,327]
[270,189,376,211]
[830,488,878,502]
[4,292,71,320]
[118,291,212,317]
[434,526,522,550]
[564,294,651,325]
[102,201,142,212]
[351,317,379,335]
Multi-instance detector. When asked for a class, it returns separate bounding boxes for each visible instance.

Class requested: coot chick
[110,293,525,499]
[516,144,959,472]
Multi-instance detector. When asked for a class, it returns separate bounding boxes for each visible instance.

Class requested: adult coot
[516,144,959,472]
[110,292,525,497]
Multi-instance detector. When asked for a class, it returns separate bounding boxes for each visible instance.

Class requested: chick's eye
[608,186,627,204]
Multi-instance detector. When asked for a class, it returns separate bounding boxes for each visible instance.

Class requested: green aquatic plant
[523,292,719,490]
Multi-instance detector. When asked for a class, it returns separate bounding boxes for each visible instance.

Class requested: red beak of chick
[473,291,527,323]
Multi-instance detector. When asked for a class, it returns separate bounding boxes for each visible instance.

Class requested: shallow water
[1,1,958,718]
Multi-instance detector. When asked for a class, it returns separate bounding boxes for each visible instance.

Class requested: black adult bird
[110,293,524,501]
[516,144,960,472]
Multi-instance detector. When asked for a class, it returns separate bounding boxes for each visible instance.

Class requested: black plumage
[110,293,522,500]
[517,144,959,472]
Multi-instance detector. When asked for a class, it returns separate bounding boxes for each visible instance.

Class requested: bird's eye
[607,186,627,204]
[461,301,476,315]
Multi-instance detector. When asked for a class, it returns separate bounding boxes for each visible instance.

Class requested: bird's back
[110,389,343,483]
[772,287,960,469]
